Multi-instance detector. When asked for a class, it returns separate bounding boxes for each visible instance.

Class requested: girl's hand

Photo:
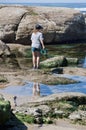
[43,45,45,49]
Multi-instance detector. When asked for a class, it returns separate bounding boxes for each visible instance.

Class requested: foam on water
[75,8,86,12]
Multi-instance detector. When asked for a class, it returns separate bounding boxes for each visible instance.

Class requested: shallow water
[0,43,86,97]
[46,43,86,59]
[23,43,86,68]
[0,74,86,96]
[44,43,86,68]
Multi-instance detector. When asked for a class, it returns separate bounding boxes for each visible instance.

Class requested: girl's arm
[40,33,45,49]
[40,39,45,49]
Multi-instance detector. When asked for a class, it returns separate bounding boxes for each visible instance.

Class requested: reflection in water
[0,82,53,96]
[0,75,86,97]
[32,82,40,97]
[13,96,17,106]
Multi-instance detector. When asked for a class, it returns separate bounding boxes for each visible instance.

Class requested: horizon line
[0,2,86,3]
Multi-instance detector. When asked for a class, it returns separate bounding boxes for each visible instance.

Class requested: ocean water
[0,3,86,12]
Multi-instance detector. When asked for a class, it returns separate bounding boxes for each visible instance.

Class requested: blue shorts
[31,47,40,52]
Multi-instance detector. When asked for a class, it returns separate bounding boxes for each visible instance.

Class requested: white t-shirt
[31,32,43,49]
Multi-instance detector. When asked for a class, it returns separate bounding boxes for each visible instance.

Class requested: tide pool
[0,74,86,97]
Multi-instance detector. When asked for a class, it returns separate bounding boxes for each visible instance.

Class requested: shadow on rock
[0,112,28,130]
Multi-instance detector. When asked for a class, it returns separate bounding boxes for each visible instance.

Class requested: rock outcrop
[0,40,10,56]
[0,40,20,69]
[13,92,86,124]
[0,5,86,44]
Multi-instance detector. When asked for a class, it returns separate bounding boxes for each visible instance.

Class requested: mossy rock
[40,56,67,68]
[15,113,35,124]
[66,58,79,65]
[0,94,4,101]
[43,117,53,124]
[0,100,11,125]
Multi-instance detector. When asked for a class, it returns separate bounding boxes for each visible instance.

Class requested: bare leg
[36,83,40,96]
[36,51,40,68]
[32,51,36,68]
[33,83,37,96]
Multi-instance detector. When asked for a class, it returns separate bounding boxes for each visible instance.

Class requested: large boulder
[40,56,79,68]
[40,56,67,68]
[0,5,86,44]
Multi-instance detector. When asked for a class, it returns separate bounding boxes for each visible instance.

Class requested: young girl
[31,24,45,69]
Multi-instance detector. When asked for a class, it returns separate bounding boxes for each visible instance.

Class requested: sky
[0,0,86,3]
